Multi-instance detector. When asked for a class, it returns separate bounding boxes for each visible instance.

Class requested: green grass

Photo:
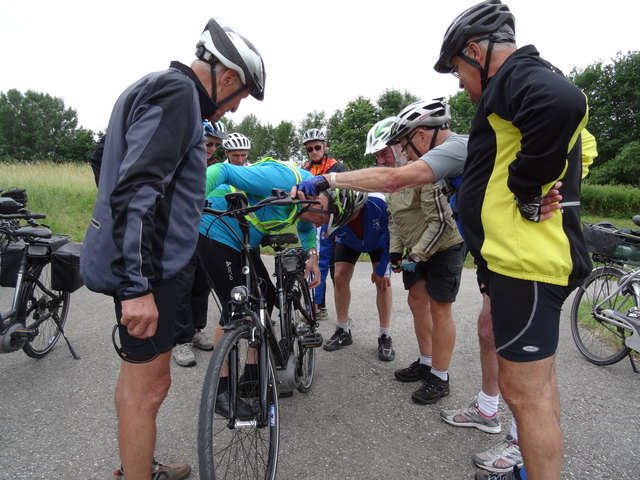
[1,162,97,241]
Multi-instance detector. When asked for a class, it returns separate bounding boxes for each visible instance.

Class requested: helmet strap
[429,126,441,151]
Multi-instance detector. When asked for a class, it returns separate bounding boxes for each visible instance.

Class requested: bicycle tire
[570,266,635,365]
[21,262,70,358]
[198,322,279,480]
[286,274,316,393]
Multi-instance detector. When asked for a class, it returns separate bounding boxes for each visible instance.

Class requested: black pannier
[51,241,84,292]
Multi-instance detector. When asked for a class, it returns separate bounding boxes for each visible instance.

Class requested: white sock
[510,418,519,443]
[379,327,390,337]
[338,322,349,332]
[419,354,432,366]
[431,367,448,381]
[477,390,499,417]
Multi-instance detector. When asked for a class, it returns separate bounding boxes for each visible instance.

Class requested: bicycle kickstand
[628,352,639,374]
[54,314,81,360]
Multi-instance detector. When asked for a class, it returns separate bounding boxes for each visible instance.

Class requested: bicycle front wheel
[198,322,279,480]
[286,274,316,393]
[21,262,70,358]
[570,266,635,365]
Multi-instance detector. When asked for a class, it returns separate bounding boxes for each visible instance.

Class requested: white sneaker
[316,308,328,321]
[172,343,196,367]
[472,434,523,473]
[192,331,213,351]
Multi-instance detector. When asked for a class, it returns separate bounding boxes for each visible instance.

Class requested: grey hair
[465,24,517,53]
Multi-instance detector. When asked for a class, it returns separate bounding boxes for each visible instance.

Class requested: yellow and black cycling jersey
[458,45,592,287]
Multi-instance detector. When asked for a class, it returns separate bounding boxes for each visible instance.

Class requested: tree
[447,90,476,134]
[570,51,640,169]
[586,140,640,186]
[0,89,98,162]
[327,97,378,170]
[376,89,419,119]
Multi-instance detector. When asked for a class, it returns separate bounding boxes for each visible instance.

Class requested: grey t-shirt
[419,133,468,181]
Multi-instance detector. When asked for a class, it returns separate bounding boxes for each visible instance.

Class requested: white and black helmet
[196,18,266,100]
[365,117,397,155]
[302,128,326,145]
[387,99,451,145]
[223,132,252,151]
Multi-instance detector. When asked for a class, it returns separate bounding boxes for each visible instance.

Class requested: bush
[587,140,640,186]
[581,183,640,218]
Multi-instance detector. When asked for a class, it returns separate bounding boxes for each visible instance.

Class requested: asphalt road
[1,258,638,479]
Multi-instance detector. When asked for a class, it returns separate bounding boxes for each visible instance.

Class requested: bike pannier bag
[1,188,28,207]
[51,241,84,292]
[0,241,26,287]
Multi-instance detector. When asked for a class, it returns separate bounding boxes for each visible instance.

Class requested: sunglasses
[306,145,323,153]
[206,141,221,148]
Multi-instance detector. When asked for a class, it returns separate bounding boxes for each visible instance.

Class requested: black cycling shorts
[197,235,275,325]
[334,242,384,265]
[115,277,178,358]
[482,269,575,362]
[402,243,465,303]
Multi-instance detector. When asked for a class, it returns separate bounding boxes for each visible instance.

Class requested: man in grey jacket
[80,18,265,480]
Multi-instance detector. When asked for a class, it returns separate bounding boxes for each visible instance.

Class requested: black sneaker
[394,359,431,382]
[323,328,352,351]
[377,334,395,361]
[411,372,450,405]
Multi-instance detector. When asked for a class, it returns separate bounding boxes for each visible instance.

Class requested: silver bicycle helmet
[365,117,397,155]
[302,128,326,145]
[434,0,515,74]
[203,120,228,139]
[387,99,451,145]
[196,18,266,100]
[223,132,252,151]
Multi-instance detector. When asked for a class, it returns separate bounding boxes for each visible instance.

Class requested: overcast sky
[1,0,637,134]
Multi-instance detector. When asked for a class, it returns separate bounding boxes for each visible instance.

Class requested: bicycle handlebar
[203,188,319,218]
[0,211,46,220]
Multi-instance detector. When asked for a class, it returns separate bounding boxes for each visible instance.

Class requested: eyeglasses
[400,131,419,153]
[206,141,221,148]
[306,145,323,153]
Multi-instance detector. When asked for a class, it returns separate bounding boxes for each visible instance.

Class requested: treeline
[1,51,638,186]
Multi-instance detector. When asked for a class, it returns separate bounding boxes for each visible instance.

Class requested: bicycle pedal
[301,332,323,348]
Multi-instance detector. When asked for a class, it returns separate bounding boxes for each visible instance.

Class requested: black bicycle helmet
[326,188,368,234]
[196,18,266,101]
[434,0,515,74]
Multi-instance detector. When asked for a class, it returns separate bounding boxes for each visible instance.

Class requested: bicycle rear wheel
[21,262,70,358]
[286,274,316,393]
[198,322,279,480]
[570,266,635,365]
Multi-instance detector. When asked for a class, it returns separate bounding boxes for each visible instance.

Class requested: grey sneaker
[473,434,523,473]
[377,334,395,361]
[172,343,196,367]
[316,308,328,321]
[192,330,213,351]
[474,466,523,480]
[114,459,191,479]
[323,328,352,351]
[440,399,502,434]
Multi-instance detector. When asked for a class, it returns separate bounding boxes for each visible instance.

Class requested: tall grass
[1,162,97,241]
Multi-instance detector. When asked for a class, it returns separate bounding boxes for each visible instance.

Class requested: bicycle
[0,200,81,359]
[197,189,323,480]
[570,216,640,372]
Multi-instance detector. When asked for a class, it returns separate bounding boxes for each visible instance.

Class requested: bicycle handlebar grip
[632,215,640,227]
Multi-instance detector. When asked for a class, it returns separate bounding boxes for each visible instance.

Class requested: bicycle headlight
[230,286,249,303]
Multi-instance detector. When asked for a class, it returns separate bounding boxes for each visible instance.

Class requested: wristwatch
[408,251,421,263]
[306,248,318,259]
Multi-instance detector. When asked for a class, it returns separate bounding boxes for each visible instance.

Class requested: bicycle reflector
[231,285,249,303]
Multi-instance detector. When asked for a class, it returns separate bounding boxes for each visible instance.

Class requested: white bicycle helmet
[196,18,266,101]
[223,132,252,151]
[302,128,326,144]
[203,120,228,139]
[365,117,397,155]
[387,99,451,145]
